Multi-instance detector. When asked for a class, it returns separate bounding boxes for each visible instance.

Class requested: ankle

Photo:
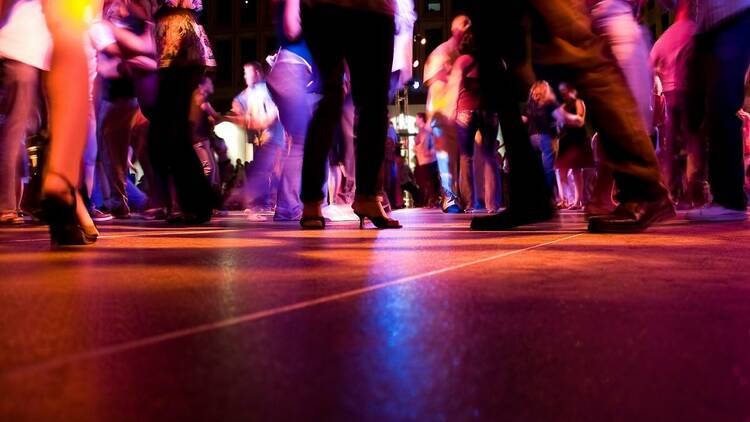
[302,201,323,217]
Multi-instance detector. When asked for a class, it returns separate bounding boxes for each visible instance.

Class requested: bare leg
[41,0,94,198]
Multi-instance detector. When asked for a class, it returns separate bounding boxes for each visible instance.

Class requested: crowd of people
[0,0,748,247]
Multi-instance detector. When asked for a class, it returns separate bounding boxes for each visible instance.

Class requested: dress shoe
[470,206,555,231]
[587,196,675,233]
[584,202,616,219]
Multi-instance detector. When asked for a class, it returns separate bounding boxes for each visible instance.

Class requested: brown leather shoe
[587,196,675,233]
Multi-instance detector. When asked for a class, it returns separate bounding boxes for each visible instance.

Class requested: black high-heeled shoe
[41,172,94,247]
[352,199,402,230]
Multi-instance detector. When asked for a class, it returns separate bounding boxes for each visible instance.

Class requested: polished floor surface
[1,209,749,421]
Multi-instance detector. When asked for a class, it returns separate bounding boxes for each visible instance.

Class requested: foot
[90,208,114,222]
[135,207,167,221]
[685,203,748,222]
[442,196,464,214]
[352,197,402,229]
[0,212,24,225]
[588,196,675,233]
[300,202,325,229]
[567,201,583,211]
[470,206,555,231]
[110,204,130,219]
[584,202,616,219]
[166,211,210,225]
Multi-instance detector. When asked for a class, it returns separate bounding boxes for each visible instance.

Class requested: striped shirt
[696,0,750,31]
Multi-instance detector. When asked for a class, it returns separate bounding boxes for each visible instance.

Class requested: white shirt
[86,20,116,97]
[0,0,52,70]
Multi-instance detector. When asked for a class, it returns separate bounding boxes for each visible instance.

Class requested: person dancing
[297,0,410,229]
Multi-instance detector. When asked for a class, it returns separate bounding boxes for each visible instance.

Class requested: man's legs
[101,98,139,217]
[245,143,283,208]
[267,60,314,220]
[456,113,476,209]
[433,113,462,211]
[0,61,38,216]
[470,1,553,213]
[702,11,750,211]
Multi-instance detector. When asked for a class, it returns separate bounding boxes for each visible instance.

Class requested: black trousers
[689,10,750,211]
[468,0,666,208]
[148,66,215,218]
[300,5,395,202]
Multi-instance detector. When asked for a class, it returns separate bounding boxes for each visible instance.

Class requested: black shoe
[40,172,95,247]
[352,198,402,229]
[166,211,210,225]
[470,206,555,231]
[587,196,675,233]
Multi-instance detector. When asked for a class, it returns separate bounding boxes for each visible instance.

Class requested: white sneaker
[685,203,748,222]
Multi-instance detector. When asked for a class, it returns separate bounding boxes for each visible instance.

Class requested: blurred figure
[686,0,750,222]
[413,112,440,207]
[651,0,707,209]
[450,29,502,213]
[468,1,673,233]
[589,0,654,128]
[587,0,655,216]
[230,61,285,217]
[190,76,221,193]
[97,0,156,220]
[149,0,216,224]
[382,120,400,207]
[266,0,317,221]
[554,82,594,210]
[0,0,51,225]
[298,0,405,229]
[522,81,559,195]
[424,15,472,213]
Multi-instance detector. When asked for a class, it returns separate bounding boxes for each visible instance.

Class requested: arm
[281,0,301,41]
[575,99,586,124]
[202,102,221,122]
[555,103,585,128]
[108,21,156,58]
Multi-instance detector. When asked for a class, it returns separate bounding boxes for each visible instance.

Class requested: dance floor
[1,209,749,420]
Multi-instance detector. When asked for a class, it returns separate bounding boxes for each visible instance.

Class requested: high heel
[41,172,93,247]
[352,198,402,230]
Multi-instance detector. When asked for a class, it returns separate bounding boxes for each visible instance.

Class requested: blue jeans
[530,134,556,190]
[245,142,283,208]
[432,113,461,207]
[266,53,316,219]
[457,110,503,210]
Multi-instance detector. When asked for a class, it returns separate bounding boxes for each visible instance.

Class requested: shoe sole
[588,207,676,234]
